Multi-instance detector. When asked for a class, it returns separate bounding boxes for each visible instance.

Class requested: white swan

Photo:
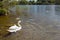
[8,20,22,32]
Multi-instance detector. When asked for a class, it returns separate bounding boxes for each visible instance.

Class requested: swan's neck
[17,21,21,27]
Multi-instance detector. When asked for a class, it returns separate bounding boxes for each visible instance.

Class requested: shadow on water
[4,32,12,37]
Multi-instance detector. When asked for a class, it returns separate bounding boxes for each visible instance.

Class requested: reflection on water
[0,5,60,40]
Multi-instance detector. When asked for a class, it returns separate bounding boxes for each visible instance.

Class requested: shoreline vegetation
[0,0,60,16]
[0,0,18,16]
[18,0,55,5]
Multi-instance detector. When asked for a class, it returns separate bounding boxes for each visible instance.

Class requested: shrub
[0,2,3,7]
[0,9,7,16]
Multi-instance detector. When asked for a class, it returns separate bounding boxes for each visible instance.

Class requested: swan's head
[18,20,21,23]
[16,17,20,20]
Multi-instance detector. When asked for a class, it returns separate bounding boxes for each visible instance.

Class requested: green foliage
[18,0,55,5]
[9,1,18,7]
[0,8,7,16]
[0,2,3,8]
[0,0,19,16]
[29,1,35,5]
[36,1,42,5]
[19,1,28,5]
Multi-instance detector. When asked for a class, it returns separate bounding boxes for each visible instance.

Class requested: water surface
[0,5,60,40]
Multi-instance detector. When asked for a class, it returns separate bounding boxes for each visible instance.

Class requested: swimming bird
[8,20,22,32]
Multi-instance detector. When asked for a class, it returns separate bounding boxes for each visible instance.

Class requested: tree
[19,0,28,5]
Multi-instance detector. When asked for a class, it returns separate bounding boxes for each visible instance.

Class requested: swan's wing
[9,25,18,29]
[8,30,17,32]
[16,27,22,31]
[8,24,22,32]
[8,27,22,32]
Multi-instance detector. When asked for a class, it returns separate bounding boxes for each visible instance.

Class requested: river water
[0,5,60,40]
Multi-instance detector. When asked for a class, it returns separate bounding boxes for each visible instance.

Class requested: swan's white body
[8,21,22,32]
